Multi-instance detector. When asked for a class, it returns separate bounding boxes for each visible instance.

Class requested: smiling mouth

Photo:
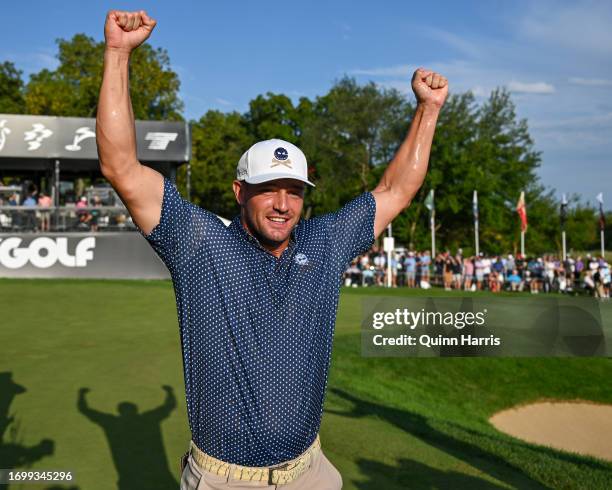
[267,217,290,224]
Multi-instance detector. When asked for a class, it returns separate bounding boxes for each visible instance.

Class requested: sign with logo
[0,114,190,163]
[65,126,96,151]
[24,123,53,151]
[0,236,95,269]
[0,233,169,279]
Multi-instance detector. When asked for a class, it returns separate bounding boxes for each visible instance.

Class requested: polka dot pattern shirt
[137,177,376,466]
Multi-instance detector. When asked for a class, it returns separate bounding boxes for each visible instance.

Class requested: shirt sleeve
[328,191,377,267]
[135,176,214,272]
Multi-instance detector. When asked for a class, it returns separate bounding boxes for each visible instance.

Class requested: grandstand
[0,114,190,279]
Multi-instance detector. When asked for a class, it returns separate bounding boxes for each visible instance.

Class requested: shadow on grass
[327,388,548,489]
[354,458,509,489]
[77,385,178,490]
[0,372,62,490]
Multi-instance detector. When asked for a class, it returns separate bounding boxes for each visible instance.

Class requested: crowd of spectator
[344,248,611,298]
[0,184,129,232]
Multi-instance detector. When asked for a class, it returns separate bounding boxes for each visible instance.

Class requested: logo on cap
[274,147,288,160]
[271,147,292,168]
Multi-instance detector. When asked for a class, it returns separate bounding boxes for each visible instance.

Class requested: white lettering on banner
[24,123,53,151]
[0,120,11,151]
[0,237,96,269]
[65,126,96,151]
[144,132,178,150]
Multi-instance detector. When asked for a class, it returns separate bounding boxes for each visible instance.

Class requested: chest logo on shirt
[294,253,309,266]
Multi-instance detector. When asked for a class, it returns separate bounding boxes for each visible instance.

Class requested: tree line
[1,34,609,255]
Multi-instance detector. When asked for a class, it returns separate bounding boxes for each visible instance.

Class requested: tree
[0,61,25,113]
[301,77,412,215]
[24,34,182,120]
[392,87,555,254]
[395,90,480,249]
[184,110,254,218]
[245,93,302,143]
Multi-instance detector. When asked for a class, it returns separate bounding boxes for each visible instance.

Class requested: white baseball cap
[236,139,315,187]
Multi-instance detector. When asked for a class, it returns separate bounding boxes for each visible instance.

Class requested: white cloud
[1,48,58,75]
[507,81,555,94]
[215,98,233,106]
[568,77,612,87]
[530,112,612,129]
[349,65,411,77]
[350,60,516,99]
[33,52,57,69]
[518,1,612,57]
[334,21,351,41]
[420,27,483,59]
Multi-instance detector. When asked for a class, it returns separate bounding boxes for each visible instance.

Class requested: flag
[424,189,434,212]
[597,193,606,230]
[424,189,435,224]
[560,194,568,229]
[473,190,479,223]
[516,191,528,232]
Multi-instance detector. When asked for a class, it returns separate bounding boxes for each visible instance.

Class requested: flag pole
[562,231,567,261]
[431,191,436,258]
[561,194,568,261]
[431,211,436,258]
[386,223,393,288]
[517,191,527,258]
[425,189,435,257]
[473,190,479,256]
[597,193,605,257]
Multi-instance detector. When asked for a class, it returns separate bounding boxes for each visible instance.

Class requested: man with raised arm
[97,9,448,490]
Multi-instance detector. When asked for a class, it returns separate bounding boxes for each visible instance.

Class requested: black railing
[0,206,137,233]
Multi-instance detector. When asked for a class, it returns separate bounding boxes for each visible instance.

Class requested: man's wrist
[416,102,442,116]
[104,46,132,61]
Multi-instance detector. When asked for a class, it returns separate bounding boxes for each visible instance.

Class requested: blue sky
[2,0,611,209]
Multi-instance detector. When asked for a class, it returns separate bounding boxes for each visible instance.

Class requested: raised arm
[371,68,448,238]
[96,10,162,236]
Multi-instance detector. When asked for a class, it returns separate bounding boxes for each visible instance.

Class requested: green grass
[0,278,611,489]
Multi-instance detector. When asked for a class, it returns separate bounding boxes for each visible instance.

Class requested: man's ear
[233,180,245,205]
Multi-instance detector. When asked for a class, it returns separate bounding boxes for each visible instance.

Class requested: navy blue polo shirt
[138,177,376,466]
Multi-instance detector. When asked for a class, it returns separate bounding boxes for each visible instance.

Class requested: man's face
[233,178,305,247]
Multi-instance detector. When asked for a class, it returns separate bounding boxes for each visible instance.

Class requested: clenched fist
[411,68,448,109]
[104,10,157,53]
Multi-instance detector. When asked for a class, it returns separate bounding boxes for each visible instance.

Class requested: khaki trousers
[180,445,343,490]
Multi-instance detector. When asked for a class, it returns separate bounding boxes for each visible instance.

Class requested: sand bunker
[490,401,612,462]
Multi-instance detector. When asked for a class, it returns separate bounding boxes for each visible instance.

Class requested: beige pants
[180,447,343,490]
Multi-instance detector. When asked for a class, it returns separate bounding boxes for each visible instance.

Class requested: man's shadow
[354,457,510,489]
[326,388,611,489]
[77,385,178,490]
[0,372,56,489]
